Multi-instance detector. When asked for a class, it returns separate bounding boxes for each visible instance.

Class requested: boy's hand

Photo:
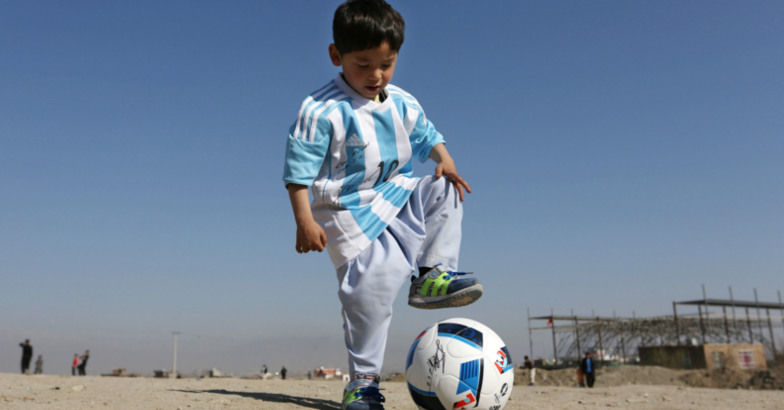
[287,183,327,253]
[430,144,472,201]
[296,220,327,253]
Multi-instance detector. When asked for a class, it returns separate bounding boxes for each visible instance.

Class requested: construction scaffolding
[528,288,784,366]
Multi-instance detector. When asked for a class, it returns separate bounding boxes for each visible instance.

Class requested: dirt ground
[1,364,782,409]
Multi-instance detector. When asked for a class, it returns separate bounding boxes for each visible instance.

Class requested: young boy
[283,1,482,408]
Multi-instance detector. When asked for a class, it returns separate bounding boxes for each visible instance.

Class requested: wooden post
[730,287,738,340]
[574,313,582,359]
[527,307,534,359]
[551,309,558,365]
[722,306,730,344]
[673,302,680,346]
[698,304,706,345]
[596,316,604,365]
[754,289,767,354]
[701,284,709,344]
[766,308,777,357]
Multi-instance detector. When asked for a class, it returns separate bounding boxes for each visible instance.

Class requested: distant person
[72,353,79,376]
[580,352,596,388]
[19,339,33,374]
[280,366,287,380]
[261,364,267,375]
[34,355,43,374]
[524,356,535,386]
[77,350,90,376]
[308,370,312,380]
[283,1,481,408]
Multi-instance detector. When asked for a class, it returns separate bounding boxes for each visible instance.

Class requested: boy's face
[329,41,398,100]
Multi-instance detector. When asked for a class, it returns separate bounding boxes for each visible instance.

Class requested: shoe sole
[408,284,483,309]
[344,403,385,410]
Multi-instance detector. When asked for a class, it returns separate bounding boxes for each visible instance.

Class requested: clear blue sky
[2,0,782,376]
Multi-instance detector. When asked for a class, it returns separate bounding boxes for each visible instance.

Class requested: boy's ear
[328,44,342,66]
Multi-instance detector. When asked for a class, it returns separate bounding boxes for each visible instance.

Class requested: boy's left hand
[434,156,471,201]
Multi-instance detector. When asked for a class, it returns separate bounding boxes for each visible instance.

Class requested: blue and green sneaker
[408,264,483,309]
[342,376,385,410]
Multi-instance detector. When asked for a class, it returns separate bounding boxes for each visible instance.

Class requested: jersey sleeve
[282,107,332,186]
[392,91,446,162]
[409,110,445,162]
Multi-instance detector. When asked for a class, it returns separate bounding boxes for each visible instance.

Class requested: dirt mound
[678,361,784,390]
[678,367,750,389]
[516,365,685,388]
[515,361,784,390]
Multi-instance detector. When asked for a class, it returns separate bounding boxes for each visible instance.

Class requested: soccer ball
[406,318,514,410]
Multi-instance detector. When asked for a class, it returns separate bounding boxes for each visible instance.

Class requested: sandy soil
[2,372,783,410]
[514,363,784,390]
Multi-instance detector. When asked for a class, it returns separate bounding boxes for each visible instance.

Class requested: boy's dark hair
[333,0,405,55]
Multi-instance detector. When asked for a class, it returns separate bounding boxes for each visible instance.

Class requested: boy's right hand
[295,220,327,253]
[287,183,327,253]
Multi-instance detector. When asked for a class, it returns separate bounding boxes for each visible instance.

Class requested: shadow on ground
[173,389,340,409]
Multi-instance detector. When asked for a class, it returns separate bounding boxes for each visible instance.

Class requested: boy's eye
[357,64,369,69]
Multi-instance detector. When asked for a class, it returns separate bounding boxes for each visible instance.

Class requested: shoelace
[442,270,474,279]
[355,386,386,403]
[411,269,474,283]
[433,263,474,279]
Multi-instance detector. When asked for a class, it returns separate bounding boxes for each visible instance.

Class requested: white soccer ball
[406,318,514,410]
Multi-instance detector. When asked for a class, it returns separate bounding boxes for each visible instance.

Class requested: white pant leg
[336,176,464,376]
[337,229,413,376]
[396,175,463,271]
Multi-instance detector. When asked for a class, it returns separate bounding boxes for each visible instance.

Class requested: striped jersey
[283,75,445,268]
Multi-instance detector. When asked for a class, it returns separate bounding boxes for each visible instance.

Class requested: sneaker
[408,264,483,309]
[342,376,385,410]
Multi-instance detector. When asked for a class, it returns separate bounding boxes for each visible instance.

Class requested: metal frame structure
[528,289,784,365]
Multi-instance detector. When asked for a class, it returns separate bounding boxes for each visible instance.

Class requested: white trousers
[336,176,463,376]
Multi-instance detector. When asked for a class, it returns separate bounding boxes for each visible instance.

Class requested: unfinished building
[528,290,783,370]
